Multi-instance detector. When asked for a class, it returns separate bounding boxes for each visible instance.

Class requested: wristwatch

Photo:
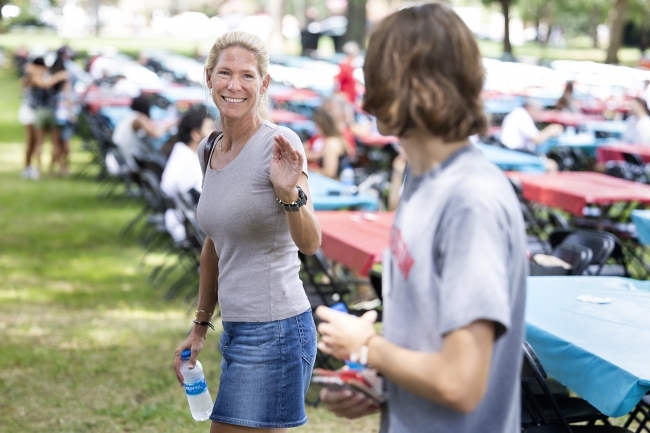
[277,186,308,212]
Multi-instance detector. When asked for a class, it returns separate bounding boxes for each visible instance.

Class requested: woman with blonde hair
[173,31,321,433]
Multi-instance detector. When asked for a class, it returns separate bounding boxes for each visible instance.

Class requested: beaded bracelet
[193,320,215,330]
[195,309,213,317]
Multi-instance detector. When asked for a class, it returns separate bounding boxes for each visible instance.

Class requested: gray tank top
[196,120,311,322]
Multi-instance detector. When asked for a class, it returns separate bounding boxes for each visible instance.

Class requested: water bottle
[180,349,213,421]
[340,165,356,196]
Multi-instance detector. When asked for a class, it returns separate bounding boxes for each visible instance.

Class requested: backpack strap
[203,130,222,170]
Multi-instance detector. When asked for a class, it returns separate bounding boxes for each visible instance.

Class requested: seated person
[552,82,579,113]
[622,98,650,145]
[500,99,564,153]
[309,108,354,180]
[324,94,359,155]
[111,96,175,169]
[160,107,215,244]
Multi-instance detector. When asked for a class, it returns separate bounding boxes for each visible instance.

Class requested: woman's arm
[271,135,322,256]
[173,237,219,383]
[132,114,176,139]
[285,173,321,255]
[28,70,69,88]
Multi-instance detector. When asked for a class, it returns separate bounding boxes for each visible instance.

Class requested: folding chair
[623,395,650,432]
[562,231,616,275]
[549,230,630,278]
[530,243,593,276]
[521,341,630,432]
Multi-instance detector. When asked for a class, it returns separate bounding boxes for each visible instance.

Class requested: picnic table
[584,120,627,139]
[99,106,172,129]
[631,210,650,246]
[536,134,616,157]
[474,143,545,172]
[526,276,650,417]
[308,174,379,212]
[315,211,394,276]
[597,143,650,164]
[506,171,650,216]
[356,132,398,147]
[535,111,605,128]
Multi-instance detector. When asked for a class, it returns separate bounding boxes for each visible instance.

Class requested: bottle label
[185,379,207,396]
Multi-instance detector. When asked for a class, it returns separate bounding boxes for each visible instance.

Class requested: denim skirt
[210,309,317,428]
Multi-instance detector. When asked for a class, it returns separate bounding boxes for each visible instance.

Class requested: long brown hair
[362,3,487,141]
[312,108,342,139]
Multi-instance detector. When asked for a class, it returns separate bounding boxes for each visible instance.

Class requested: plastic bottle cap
[181,349,191,360]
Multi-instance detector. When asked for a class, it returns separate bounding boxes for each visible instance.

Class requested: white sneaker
[22,166,40,180]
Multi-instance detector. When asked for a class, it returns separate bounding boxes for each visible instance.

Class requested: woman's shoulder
[261,120,299,141]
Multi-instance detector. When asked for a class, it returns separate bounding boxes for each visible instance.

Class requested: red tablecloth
[535,111,604,127]
[356,133,398,147]
[507,171,650,216]
[316,211,394,275]
[596,144,650,164]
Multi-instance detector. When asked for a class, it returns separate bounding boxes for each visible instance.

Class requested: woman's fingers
[274,135,300,161]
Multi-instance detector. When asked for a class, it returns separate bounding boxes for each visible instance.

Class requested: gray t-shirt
[380,145,527,433]
[196,120,311,322]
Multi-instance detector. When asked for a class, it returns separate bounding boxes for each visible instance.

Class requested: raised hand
[270,134,303,203]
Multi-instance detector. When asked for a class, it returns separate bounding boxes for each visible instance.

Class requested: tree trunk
[344,0,367,48]
[0,1,4,21]
[94,0,101,36]
[641,9,649,53]
[500,0,512,55]
[605,0,629,64]
[268,0,285,53]
[590,4,600,49]
[293,0,306,29]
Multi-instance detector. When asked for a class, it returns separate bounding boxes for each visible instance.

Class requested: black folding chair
[530,243,593,276]
[562,231,616,275]
[623,395,650,432]
[521,342,630,432]
[549,230,630,278]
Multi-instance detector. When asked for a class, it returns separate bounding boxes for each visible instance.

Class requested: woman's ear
[205,69,212,90]
[261,74,271,94]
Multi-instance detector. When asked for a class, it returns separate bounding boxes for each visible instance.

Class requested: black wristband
[276,186,308,212]
[193,320,215,330]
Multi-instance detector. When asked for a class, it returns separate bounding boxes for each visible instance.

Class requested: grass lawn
[0,66,378,432]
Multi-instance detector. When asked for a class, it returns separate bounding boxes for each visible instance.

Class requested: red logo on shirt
[389,227,415,280]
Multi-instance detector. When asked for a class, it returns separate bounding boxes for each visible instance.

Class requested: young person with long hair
[316,4,527,432]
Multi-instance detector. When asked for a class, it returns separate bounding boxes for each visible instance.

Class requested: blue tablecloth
[584,121,627,139]
[100,106,170,128]
[484,98,523,115]
[526,276,650,417]
[474,143,546,172]
[632,210,650,246]
[536,136,618,157]
[308,173,379,211]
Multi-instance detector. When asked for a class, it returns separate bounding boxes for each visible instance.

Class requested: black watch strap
[277,186,308,212]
